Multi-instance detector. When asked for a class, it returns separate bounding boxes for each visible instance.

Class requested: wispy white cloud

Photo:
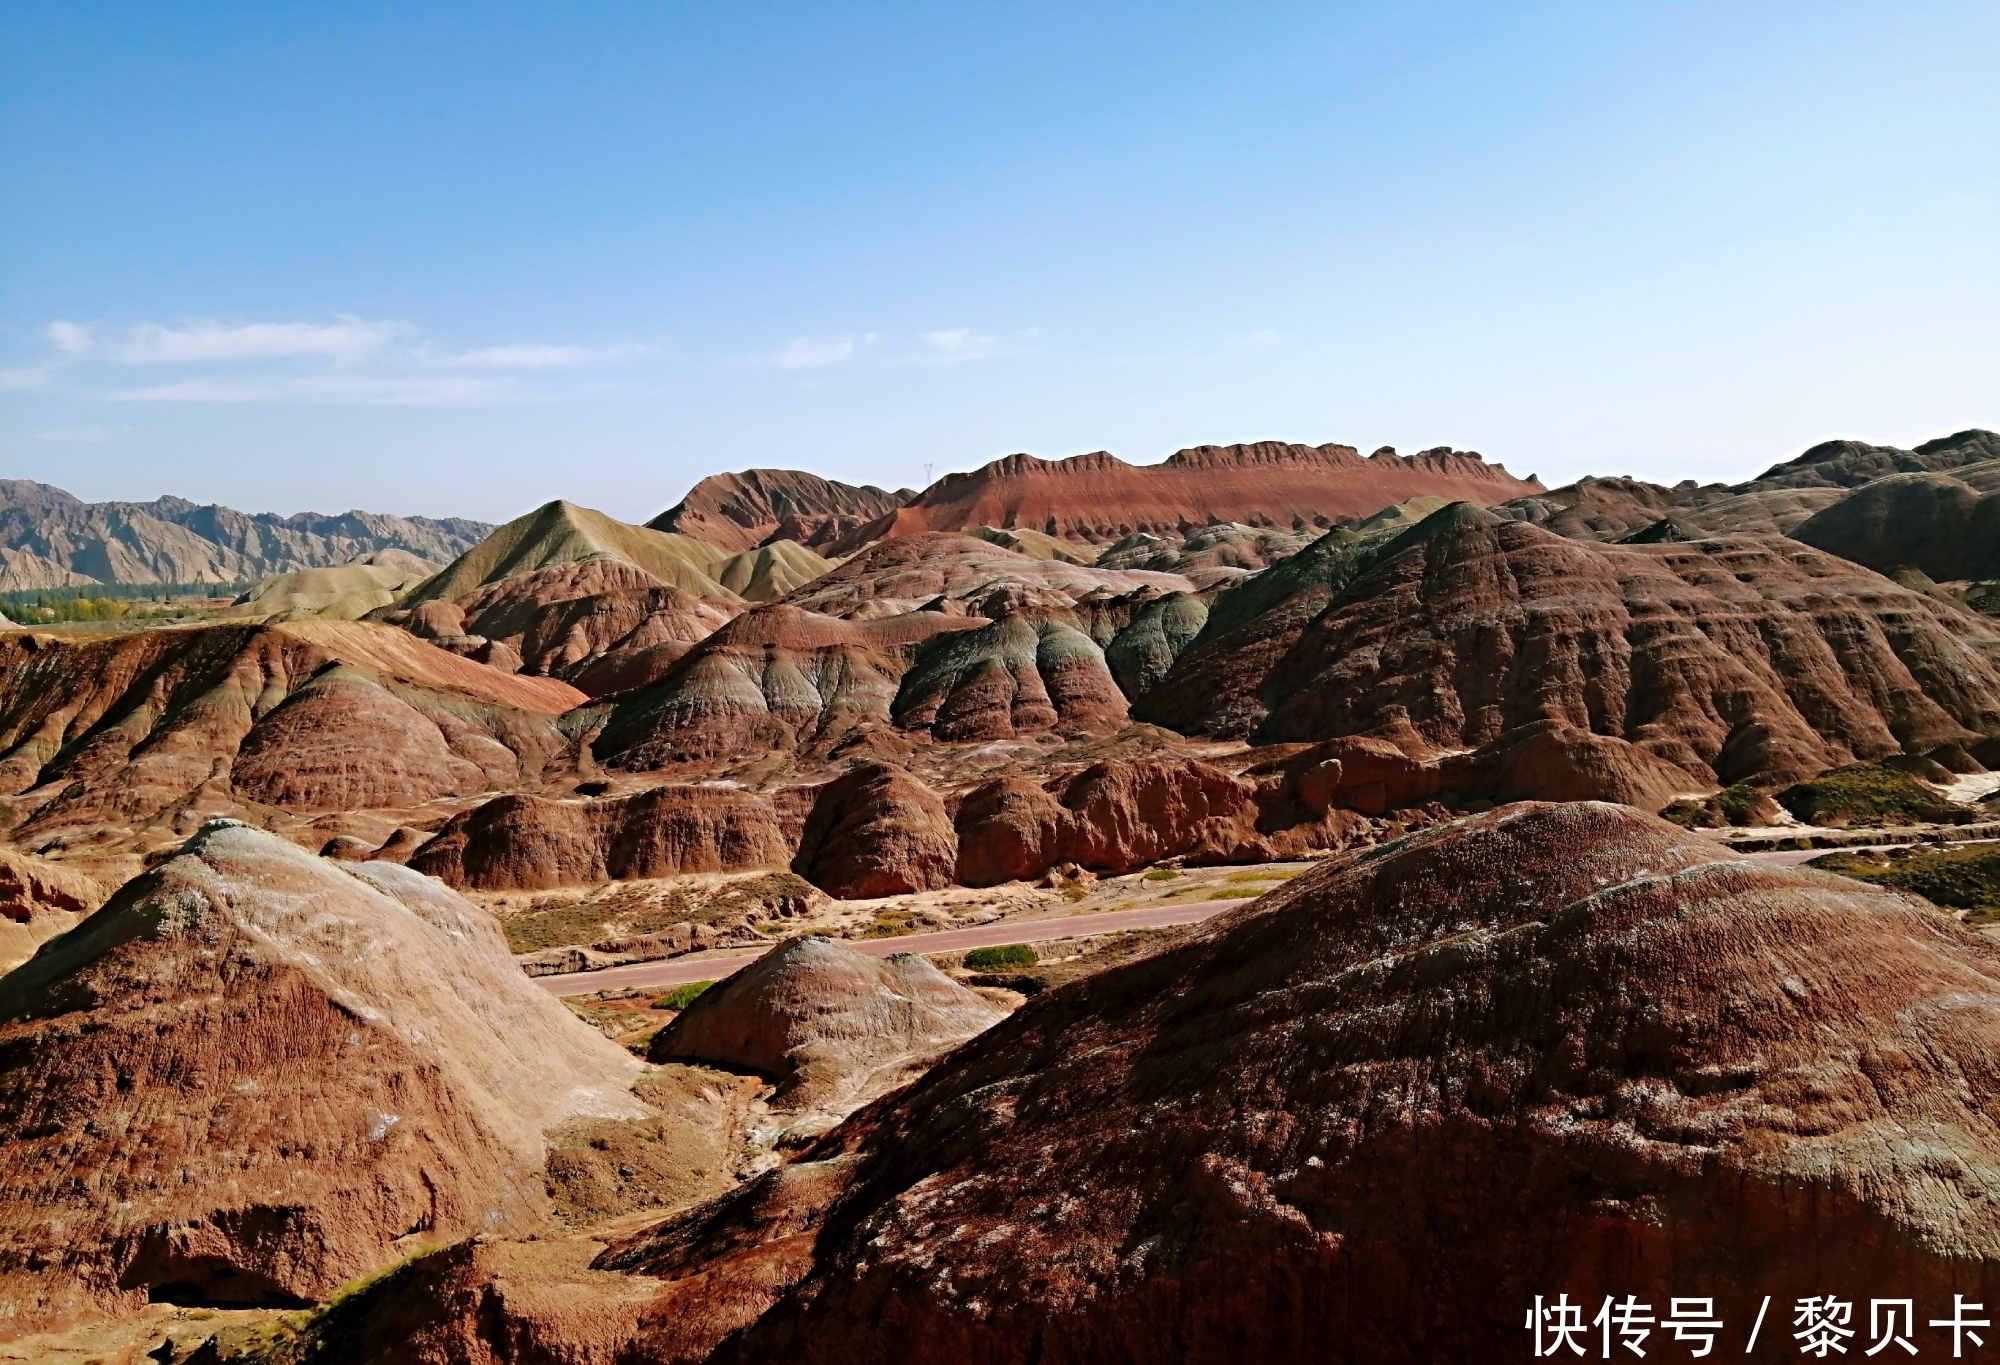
[45,321,94,356]
[111,316,412,365]
[434,342,650,369]
[916,328,1000,364]
[0,315,653,407]
[32,424,122,442]
[107,374,531,407]
[769,334,871,369]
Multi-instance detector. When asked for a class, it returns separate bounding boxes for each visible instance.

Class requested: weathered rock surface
[0,479,487,587]
[589,801,2000,1362]
[0,622,584,834]
[403,500,743,606]
[649,935,1005,1119]
[409,785,792,890]
[1791,462,2000,582]
[893,613,1130,740]
[0,822,644,1325]
[223,549,438,622]
[593,605,985,768]
[0,848,103,973]
[784,533,1191,619]
[791,763,955,898]
[440,560,742,696]
[953,759,1269,885]
[1142,503,2000,794]
[824,443,1539,550]
[648,469,907,554]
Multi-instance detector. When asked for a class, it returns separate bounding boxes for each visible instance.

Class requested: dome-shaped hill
[587,801,2000,1362]
[405,500,742,605]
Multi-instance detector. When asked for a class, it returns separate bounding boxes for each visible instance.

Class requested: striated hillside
[1136,503,2000,793]
[0,822,644,1325]
[0,479,488,587]
[648,469,908,553]
[823,442,1541,551]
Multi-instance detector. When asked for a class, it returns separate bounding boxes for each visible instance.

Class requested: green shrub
[653,980,715,1011]
[1809,845,2000,916]
[1775,764,1964,827]
[1142,869,1180,882]
[1660,784,1778,828]
[963,943,1038,971]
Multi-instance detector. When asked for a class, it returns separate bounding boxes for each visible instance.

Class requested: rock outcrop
[0,622,583,834]
[221,549,438,621]
[1140,503,2000,794]
[585,801,2000,1362]
[0,848,103,973]
[649,935,1005,1121]
[954,759,1269,884]
[648,469,907,554]
[783,532,1191,619]
[0,479,486,586]
[442,560,741,696]
[893,614,1129,740]
[1791,462,2000,582]
[402,500,744,606]
[592,605,985,768]
[0,822,644,1325]
[409,785,792,890]
[791,763,955,898]
[825,443,1540,551]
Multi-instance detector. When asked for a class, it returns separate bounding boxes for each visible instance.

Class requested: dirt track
[534,897,1245,996]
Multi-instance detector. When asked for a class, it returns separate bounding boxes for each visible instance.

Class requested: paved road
[533,897,1245,997]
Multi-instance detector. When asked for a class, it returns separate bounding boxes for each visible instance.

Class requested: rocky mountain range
[4,427,2000,1360]
[0,479,491,590]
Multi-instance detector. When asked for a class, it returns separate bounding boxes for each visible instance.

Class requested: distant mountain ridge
[0,479,491,589]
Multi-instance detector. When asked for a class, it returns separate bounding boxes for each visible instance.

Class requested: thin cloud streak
[106,374,533,406]
[108,316,412,365]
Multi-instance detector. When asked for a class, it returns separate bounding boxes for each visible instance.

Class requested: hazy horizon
[3,2,1994,523]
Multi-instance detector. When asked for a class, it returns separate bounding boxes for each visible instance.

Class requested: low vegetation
[1142,868,1181,882]
[963,943,1037,971]
[1661,784,1780,828]
[1809,843,2000,920]
[654,980,714,1011]
[501,872,819,954]
[1775,763,1967,827]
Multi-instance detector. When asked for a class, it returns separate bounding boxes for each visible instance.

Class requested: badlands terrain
[5,432,2000,1360]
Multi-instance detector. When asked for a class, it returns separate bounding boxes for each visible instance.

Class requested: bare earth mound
[0,822,643,1329]
[581,801,2000,1362]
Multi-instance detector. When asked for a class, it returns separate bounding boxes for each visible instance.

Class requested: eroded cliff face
[553,802,2000,1364]
[0,823,644,1328]
[821,443,1540,552]
[648,470,908,554]
[0,622,584,839]
[1140,504,2000,792]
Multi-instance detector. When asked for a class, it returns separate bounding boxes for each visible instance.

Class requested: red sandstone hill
[0,622,585,839]
[0,821,644,1327]
[1137,503,2000,794]
[325,801,2000,1361]
[821,443,1541,552]
[648,470,909,554]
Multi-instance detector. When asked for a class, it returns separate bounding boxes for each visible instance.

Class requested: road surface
[1735,837,2000,867]
[533,897,1244,996]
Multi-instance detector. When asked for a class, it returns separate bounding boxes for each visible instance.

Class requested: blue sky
[1,1,1994,523]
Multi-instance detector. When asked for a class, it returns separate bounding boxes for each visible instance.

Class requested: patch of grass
[963,943,1038,971]
[1776,764,1965,828]
[1142,869,1181,882]
[1809,844,2000,918]
[1225,870,1295,883]
[860,908,920,938]
[1061,885,1090,902]
[653,980,715,1011]
[1211,888,1264,899]
[1661,784,1779,829]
